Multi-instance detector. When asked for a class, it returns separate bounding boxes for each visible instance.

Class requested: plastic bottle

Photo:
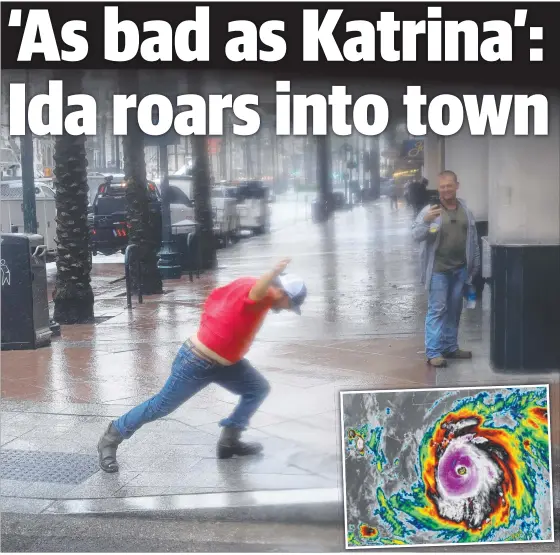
[429,215,441,235]
[464,284,477,309]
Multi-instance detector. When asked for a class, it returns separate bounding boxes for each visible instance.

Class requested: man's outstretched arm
[248,258,291,301]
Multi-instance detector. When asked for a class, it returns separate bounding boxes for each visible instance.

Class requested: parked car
[210,186,241,245]
[230,180,271,235]
[166,175,240,245]
[89,179,161,256]
[87,172,112,205]
[0,180,58,258]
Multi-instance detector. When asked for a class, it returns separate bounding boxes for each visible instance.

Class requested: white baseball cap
[276,273,307,315]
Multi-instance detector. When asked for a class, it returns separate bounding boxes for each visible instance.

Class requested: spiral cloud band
[343,386,552,547]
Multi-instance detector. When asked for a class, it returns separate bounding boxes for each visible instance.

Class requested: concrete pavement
[2,197,559,547]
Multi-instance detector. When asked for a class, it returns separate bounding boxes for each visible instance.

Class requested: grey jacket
[411,199,481,290]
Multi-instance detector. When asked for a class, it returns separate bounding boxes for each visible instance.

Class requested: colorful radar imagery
[342,386,553,548]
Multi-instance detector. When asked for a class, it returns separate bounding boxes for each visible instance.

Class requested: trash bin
[171,220,198,272]
[311,199,328,223]
[1,233,52,350]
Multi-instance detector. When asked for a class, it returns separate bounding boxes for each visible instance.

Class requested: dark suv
[89,179,161,256]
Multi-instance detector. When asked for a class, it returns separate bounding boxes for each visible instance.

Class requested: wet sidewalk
[2,198,559,519]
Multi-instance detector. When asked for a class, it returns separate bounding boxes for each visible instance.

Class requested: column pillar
[444,129,490,295]
[488,95,560,370]
[444,130,489,222]
[422,130,444,199]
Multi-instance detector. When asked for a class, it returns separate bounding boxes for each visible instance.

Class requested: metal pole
[21,71,37,234]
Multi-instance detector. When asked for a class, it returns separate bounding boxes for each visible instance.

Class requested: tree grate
[0,450,99,484]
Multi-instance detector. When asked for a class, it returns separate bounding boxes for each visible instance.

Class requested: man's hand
[249,258,292,302]
[423,205,442,223]
[272,258,291,276]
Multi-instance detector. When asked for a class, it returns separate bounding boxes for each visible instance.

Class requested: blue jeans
[425,266,467,360]
[112,343,270,439]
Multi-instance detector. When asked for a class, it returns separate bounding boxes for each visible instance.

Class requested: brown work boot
[444,349,472,359]
[427,357,447,368]
[217,427,263,459]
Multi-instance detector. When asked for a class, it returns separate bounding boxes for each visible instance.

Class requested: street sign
[401,140,424,160]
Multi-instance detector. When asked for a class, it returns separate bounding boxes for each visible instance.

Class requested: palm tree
[52,70,94,324]
[189,74,216,270]
[118,70,162,294]
[191,133,217,270]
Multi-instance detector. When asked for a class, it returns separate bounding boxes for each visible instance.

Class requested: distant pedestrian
[389,182,399,211]
[98,259,307,472]
[412,171,480,368]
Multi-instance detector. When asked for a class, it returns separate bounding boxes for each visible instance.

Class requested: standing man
[412,171,480,368]
[98,259,307,472]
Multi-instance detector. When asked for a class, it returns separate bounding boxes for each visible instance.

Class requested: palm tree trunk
[187,73,216,271]
[192,134,216,270]
[118,70,163,295]
[52,70,94,324]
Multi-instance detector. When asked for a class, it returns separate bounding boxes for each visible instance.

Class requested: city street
[2,196,559,551]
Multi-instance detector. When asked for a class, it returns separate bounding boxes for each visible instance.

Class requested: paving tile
[0,496,54,514]
[116,456,162,473]
[126,472,206,488]
[244,411,288,428]
[170,407,223,427]
[141,429,218,447]
[1,437,52,452]
[197,471,335,491]
[1,478,29,497]
[145,453,203,474]
[20,426,74,442]
[61,471,140,499]
[113,485,248,497]
[1,436,17,447]
[59,404,137,417]
[259,421,338,452]
[186,455,314,477]
[2,421,41,437]
[19,481,76,499]
[194,423,272,441]
[296,411,340,432]
[283,452,341,480]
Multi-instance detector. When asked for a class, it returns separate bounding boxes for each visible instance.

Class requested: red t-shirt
[197,277,274,363]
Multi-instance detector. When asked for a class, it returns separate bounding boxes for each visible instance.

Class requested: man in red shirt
[98,259,307,473]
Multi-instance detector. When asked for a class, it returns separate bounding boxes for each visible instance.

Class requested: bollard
[137,254,143,304]
[187,231,202,282]
[124,244,142,308]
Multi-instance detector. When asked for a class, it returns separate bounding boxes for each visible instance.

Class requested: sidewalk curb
[16,488,343,523]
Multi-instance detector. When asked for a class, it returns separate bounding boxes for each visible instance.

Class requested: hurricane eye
[456,466,467,476]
